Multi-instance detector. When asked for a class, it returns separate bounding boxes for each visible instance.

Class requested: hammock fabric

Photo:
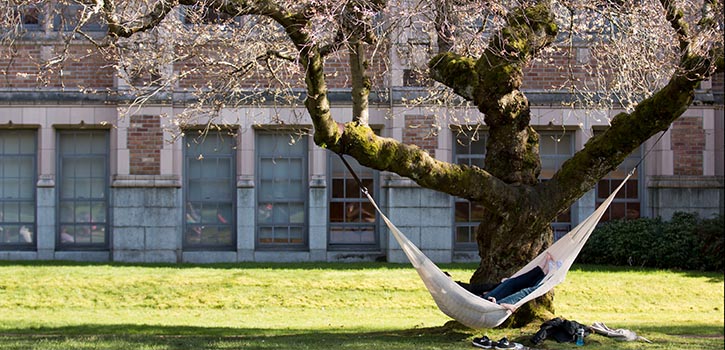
[359,171,633,329]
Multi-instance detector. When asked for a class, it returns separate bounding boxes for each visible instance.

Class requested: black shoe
[472,336,494,349]
[494,337,516,349]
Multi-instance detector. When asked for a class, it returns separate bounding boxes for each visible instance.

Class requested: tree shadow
[0,324,474,350]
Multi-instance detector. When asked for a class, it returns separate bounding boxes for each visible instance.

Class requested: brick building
[0,4,723,263]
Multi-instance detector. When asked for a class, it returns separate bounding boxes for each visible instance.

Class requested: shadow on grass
[571,264,724,283]
[1,324,722,350]
[0,324,473,350]
[0,259,420,270]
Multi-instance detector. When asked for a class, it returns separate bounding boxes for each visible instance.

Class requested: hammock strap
[628,128,668,176]
[337,152,370,196]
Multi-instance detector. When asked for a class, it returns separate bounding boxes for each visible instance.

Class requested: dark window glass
[595,131,642,222]
[328,154,378,249]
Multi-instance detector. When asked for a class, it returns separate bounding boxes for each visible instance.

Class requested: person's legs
[485,266,545,301]
[497,285,539,305]
[457,281,499,296]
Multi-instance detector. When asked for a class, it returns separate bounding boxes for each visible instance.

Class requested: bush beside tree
[578,213,724,272]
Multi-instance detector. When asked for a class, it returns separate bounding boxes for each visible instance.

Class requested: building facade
[1,4,723,264]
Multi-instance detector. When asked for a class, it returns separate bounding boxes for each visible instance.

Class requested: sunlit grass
[0,262,722,349]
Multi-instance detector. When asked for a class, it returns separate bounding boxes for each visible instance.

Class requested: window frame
[538,130,575,240]
[0,129,38,250]
[52,3,108,32]
[255,131,309,250]
[182,131,238,251]
[56,129,110,250]
[595,147,644,222]
[327,153,380,251]
[452,128,487,251]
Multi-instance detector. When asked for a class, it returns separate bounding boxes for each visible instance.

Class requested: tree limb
[540,59,713,219]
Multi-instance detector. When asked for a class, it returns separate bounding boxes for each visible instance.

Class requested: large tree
[2,0,723,326]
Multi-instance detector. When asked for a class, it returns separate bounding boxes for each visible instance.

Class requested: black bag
[531,317,592,345]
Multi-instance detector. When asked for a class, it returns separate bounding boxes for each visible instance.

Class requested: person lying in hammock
[456,252,562,312]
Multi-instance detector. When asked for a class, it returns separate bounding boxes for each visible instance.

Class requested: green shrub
[578,213,724,271]
[695,215,724,271]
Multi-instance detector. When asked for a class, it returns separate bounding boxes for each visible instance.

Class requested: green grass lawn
[0,261,722,350]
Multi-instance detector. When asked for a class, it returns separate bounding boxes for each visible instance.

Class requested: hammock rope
[336,152,635,329]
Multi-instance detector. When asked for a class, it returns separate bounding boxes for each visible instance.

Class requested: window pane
[626,179,638,199]
[610,202,626,220]
[456,226,474,244]
[2,203,19,222]
[289,203,305,224]
[20,202,35,222]
[330,202,345,222]
[455,202,469,222]
[597,181,610,199]
[557,135,572,155]
[540,136,557,154]
[74,178,91,198]
[0,179,19,199]
[90,202,106,223]
[471,203,485,221]
[332,179,344,198]
[626,202,641,219]
[361,203,375,223]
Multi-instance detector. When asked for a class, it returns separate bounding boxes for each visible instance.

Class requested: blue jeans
[485,266,545,303]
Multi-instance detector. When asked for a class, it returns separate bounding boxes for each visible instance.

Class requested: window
[539,132,574,239]
[256,132,307,249]
[21,5,42,31]
[183,133,237,249]
[57,130,109,248]
[0,130,37,249]
[453,130,487,249]
[182,4,241,26]
[596,143,642,222]
[53,3,107,32]
[328,154,378,250]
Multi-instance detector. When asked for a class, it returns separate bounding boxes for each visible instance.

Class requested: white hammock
[362,173,632,329]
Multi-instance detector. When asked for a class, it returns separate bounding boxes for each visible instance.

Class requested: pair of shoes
[494,337,517,349]
[472,336,494,349]
[472,336,517,349]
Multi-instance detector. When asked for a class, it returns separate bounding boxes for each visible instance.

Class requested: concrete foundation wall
[649,176,725,220]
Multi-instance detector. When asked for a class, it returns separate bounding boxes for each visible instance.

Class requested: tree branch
[428,52,477,101]
[541,65,710,219]
[102,0,191,38]
[336,122,520,209]
[659,0,691,52]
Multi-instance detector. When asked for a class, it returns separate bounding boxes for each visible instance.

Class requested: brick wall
[128,115,163,175]
[0,44,114,89]
[403,115,437,154]
[671,116,705,175]
[174,46,388,91]
[712,71,724,95]
[522,47,595,90]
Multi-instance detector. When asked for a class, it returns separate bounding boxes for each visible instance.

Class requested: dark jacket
[531,317,592,345]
